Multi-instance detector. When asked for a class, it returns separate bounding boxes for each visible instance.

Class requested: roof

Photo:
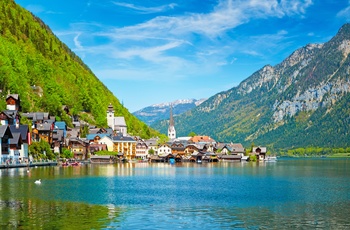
[9,125,29,142]
[36,122,52,131]
[6,94,19,101]
[53,129,64,140]
[1,110,18,119]
[0,125,13,138]
[55,121,67,130]
[112,135,136,142]
[114,117,126,126]
[86,133,111,140]
[9,132,22,145]
[189,135,216,143]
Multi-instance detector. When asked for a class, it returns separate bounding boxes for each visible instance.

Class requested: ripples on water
[0,158,350,229]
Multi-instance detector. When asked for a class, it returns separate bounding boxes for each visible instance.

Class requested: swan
[34,179,41,184]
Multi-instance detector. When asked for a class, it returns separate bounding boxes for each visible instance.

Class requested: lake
[0,158,350,229]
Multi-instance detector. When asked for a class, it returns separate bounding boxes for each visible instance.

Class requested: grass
[328,153,350,158]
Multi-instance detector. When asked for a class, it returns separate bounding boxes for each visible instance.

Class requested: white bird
[34,179,41,184]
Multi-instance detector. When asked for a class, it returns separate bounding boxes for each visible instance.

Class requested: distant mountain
[152,24,350,150]
[133,99,206,125]
[0,0,159,139]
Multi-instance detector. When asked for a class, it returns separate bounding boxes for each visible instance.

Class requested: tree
[148,149,155,155]
[61,148,73,159]
[188,131,196,137]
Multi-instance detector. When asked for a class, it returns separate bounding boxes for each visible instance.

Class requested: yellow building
[112,135,136,160]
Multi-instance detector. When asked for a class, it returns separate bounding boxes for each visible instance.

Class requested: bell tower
[107,103,114,130]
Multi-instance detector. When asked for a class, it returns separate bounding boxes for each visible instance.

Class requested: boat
[241,155,249,161]
[265,156,277,162]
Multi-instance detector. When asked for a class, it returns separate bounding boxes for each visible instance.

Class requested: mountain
[152,24,350,150]
[0,0,159,138]
[133,98,206,125]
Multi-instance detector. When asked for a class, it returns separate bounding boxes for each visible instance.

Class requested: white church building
[107,103,127,136]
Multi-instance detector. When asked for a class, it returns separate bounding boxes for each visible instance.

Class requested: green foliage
[29,140,54,160]
[248,154,257,162]
[94,150,118,156]
[61,148,73,159]
[188,131,196,137]
[0,0,159,139]
[148,149,155,155]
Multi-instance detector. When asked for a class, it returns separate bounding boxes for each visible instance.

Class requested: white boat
[241,155,249,161]
[265,156,277,162]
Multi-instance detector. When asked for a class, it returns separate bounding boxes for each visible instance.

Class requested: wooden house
[68,138,89,160]
[0,125,13,164]
[6,94,21,111]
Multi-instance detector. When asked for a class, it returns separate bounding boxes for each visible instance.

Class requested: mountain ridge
[133,98,206,125]
[152,23,350,150]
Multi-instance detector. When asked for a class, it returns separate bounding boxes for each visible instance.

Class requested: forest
[0,0,160,139]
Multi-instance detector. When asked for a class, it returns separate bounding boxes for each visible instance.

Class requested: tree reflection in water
[0,199,121,229]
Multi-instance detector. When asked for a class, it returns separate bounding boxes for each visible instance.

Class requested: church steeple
[168,104,176,139]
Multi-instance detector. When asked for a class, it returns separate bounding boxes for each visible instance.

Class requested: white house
[158,143,172,156]
[98,136,114,152]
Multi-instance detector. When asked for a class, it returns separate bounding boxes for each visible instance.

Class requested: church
[107,103,127,136]
[168,105,176,140]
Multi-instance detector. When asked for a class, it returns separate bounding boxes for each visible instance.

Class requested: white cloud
[337,5,350,18]
[60,0,313,83]
[112,2,177,14]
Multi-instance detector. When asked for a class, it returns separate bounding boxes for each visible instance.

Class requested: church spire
[169,104,174,127]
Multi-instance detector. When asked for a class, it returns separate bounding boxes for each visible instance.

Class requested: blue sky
[15,0,350,112]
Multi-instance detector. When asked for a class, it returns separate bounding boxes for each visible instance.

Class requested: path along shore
[0,160,58,169]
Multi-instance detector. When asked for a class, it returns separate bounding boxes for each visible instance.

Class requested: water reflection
[0,159,350,229]
[0,198,121,229]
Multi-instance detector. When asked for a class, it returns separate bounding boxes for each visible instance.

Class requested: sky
[14,0,350,112]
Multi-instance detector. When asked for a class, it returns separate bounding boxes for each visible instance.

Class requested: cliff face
[152,24,350,149]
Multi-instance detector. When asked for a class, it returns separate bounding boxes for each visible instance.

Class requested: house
[184,144,199,155]
[107,104,127,135]
[158,143,172,156]
[145,137,159,155]
[253,146,267,161]
[6,94,21,111]
[135,139,148,160]
[89,143,108,154]
[112,134,136,160]
[67,138,89,160]
[0,110,20,125]
[9,132,22,162]
[97,136,114,152]
[9,124,30,160]
[0,125,13,164]
[32,122,54,144]
[170,141,186,156]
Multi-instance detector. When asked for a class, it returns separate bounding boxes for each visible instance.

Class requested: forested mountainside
[0,0,159,138]
[133,98,206,125]
[152,24,350,150]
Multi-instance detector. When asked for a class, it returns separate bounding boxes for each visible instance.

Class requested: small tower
[168,105,176,139]
[107,103,114,130]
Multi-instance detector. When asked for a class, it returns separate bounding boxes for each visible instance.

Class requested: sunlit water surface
[1,158,350,229]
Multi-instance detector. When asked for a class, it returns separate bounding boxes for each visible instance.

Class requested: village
[0,93,269,167]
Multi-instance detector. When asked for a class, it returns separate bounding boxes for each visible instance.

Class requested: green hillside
[0,0,158,138]
[152,24,350,151]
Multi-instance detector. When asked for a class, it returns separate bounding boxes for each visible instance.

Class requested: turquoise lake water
[0,158,350,229]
